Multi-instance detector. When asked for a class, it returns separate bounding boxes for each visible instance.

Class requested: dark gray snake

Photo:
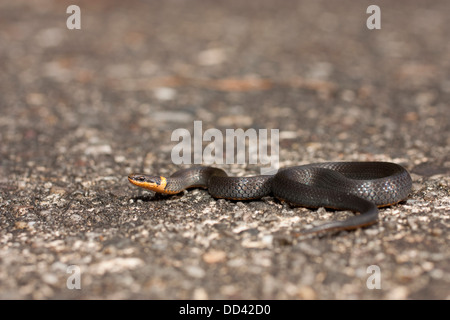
[128,162,412,235]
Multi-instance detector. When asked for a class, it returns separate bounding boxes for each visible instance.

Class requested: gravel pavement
[0,0,449,299]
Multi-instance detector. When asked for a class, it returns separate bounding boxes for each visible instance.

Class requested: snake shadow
[130,192,187,203]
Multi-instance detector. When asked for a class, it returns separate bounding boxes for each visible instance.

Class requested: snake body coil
[128,162,412,235]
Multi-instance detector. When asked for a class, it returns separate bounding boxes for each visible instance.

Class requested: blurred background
[2,0,448,175]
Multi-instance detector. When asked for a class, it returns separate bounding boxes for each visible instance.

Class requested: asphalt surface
[0,0,449,300]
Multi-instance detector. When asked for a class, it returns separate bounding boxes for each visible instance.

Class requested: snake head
[128,174,168,193]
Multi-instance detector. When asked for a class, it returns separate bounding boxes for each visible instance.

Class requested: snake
[128,162,412,235]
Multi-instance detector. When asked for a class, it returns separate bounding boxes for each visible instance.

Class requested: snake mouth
[128,174,180,194]
[128,174,166,193]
